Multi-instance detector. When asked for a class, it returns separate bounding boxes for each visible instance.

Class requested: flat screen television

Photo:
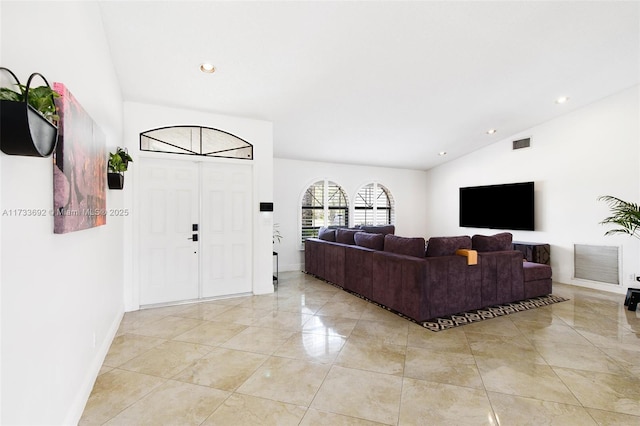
[459,181,535,231]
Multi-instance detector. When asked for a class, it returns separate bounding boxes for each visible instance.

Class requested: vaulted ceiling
[98,1,639,170]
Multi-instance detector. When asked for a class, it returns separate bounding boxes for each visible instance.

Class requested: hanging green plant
[0,82,59,123]
[108,147,134,173]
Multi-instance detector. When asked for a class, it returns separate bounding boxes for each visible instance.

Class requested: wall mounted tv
[459,181,535,231]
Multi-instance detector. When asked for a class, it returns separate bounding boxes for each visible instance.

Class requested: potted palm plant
[598,195,640,239]
[0,67,59,157]
[107,147,133,190]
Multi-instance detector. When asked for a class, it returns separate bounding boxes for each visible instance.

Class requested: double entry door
[139,157,253,306]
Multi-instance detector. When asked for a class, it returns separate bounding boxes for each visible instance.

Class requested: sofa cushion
[354,232,385,251]
[357,225,395,235]
[472,232,513,252]
[523,261,552,281]
[384,234,426,258]
[336,228,362,245]
[318,226,336,242]
[425,236,472,257]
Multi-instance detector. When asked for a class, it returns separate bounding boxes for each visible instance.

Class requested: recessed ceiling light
[486,129,497,135]
[438,151,447,156]
[555,96,569,104]
[200,63,216,73]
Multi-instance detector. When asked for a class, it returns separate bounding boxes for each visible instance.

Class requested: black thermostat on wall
[260,202,274,212]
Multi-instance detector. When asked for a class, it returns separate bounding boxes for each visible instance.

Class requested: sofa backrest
[336,228,362,245]
[318,226,336,242]
[354,231,385,251]
[471,232,513,252]
[383,234,426,258]
[425,235,472,257]
[357,224,395,235]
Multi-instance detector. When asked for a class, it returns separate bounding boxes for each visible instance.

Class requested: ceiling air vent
[513,138,531,150]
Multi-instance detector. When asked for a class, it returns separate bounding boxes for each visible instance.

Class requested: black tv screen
[459,182,534,231]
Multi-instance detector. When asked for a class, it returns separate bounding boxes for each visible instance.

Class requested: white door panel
[201,162,252,298]
[139,158,252,305]
[139,158,200,305]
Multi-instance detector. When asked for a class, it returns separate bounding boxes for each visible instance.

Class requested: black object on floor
[626,288,640,312]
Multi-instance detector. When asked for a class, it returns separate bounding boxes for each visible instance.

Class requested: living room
[1,1,639,424]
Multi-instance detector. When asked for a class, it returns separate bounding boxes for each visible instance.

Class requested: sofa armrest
[455,249,478,265]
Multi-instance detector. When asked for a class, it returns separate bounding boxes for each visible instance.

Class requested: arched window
[301,180,349,243]
[140,126,253,159]
[354,183,394,226]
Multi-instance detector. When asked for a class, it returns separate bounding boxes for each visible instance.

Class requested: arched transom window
[354,183,394,226]
[301,180,349,243]
[140,126,253,160]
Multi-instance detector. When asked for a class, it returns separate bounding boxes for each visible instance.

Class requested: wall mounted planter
[0,68,58,157]
[107,172,124,190]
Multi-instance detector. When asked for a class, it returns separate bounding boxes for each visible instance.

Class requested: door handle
[188,234,198,242]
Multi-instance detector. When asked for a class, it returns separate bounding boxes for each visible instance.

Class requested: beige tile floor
[81,272,640,425]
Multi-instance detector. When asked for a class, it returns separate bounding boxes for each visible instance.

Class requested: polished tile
[599,346,640,377]
[315,299,368,320]
[172,347,267,391]
[488,392,597,425]
[465,332,547,364]
[311,365,402,425]
[300,408,387,425]
[301,314,358,337]
[586,407,640,425]
[273,332,346,364]
[81,273,640,424]
[102,333,166,367]
[211,306,271,326]
[103,380,228,425]
[350,317,409,346]
[533,340,627,374]
[404,346,483,389]
[475,355,580,405]
[399,377,495,425]
[237,356,330,406]
[220,326,295,355]
[553,367,640,416]
[173,302,234,321]
[79,369,165,425]
[202,393,306,426]
[128,315,206,339]
[335,336,406,376]
[516,320,594,346]
[173,320,246,346]
[119,341,212,378]
[248,310,314,331]
[407,323,472,354]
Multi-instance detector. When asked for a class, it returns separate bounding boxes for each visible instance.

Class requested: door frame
[130,150,265,310]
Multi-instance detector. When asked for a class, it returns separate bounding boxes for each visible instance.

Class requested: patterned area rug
[421,295,569,332]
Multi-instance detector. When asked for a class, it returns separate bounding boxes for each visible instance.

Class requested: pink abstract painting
[52,83,106,233]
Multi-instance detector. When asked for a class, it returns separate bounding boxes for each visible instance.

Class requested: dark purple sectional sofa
[304,228,552,322]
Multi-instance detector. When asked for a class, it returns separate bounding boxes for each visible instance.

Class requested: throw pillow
[471,232,513,252]
[336,228,362,245]
[354,232,385,251]
[357,225,396,235]
[383,234,426,258]
[318,226,336,242]
[425,236,472,257]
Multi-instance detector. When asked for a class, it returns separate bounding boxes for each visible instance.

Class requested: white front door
[200,162,253,297]
[139,157,252,305]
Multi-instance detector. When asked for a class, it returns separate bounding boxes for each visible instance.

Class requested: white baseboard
[280,263,303,272]
[63,309,124,425]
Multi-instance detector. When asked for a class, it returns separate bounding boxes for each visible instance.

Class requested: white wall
[425,86,640,294]
[274,158,428,271]
[1,2,124,425]
[122,101,274,311]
